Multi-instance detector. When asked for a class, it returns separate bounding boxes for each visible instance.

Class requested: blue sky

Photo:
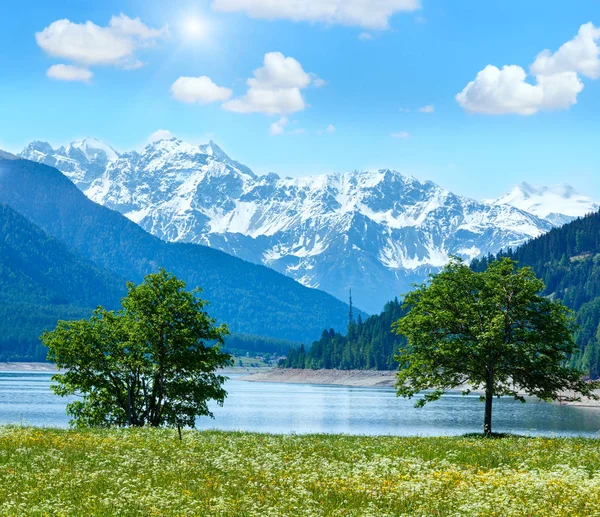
[1,0,600,200]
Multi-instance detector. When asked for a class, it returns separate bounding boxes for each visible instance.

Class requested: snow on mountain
[489,182,599,226]
[20,138,120,190]
[20,137,564,313]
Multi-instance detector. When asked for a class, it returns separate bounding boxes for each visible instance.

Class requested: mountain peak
[68,138,120,162]
[493,182,598,221]
[23,141,54,155]
[201,140,230,161]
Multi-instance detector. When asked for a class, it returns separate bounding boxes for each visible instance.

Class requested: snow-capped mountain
[20,137,568,313]
[489,182,599,226]
[21,138,120,190]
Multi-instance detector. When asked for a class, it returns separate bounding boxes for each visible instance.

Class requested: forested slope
[0,203,125,359]
[472,210,600,377]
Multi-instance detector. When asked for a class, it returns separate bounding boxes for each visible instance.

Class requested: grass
[1,428,600,516]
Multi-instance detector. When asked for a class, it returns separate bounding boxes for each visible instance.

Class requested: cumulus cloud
[223,52,321,115]
[171,76,233,104]
[531,22,600,79]
[418,104,435,113]
[457,65,582,115]
[148,129,174,143]
[359,32,373,41]
[457,23,599,115]
[391,131,410,139]
[46,64,93,83]
[269,117,289,136]
[211,0,420,30]
[35,14,168,74]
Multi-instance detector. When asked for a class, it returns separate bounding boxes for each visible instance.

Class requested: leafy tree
[393,258,599,435]
[42,269,232,431]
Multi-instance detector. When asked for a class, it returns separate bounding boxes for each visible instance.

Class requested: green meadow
[1,427,600,516]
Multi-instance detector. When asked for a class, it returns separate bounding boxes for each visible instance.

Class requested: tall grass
[1,427,600,516]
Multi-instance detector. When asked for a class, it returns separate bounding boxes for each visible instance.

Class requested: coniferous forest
[284,210,600,377]
[282,298,406,370]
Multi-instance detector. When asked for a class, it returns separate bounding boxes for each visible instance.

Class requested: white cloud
[418,104,435,113]
[269,117,289,136]
[108,13,169,41]
[35,14,168,70]
[171,76,233,104]
[359,32,373,41]
[211,0,420,30]
[223,52,320,115]
[531,22,600,79]
[148,129,174,143]
[457,65,583,115]
[457,23,599,115]
[391,131,410,139]
[46,64,93,83]
[399,107,411,113]
[318,124,336,135]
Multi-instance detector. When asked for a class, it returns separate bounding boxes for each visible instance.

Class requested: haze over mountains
[20,137,599,313]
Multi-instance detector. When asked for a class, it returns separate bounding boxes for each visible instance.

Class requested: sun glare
[182,16,209,41]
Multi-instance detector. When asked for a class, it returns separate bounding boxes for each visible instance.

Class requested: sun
[182,16,209,41]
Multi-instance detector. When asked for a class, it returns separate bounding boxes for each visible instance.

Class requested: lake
[1,371,600,437]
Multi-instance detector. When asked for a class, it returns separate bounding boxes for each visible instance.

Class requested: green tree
[42,269,232,431]
[393,258,599,435]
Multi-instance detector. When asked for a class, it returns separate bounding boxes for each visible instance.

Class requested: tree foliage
[394,258,599,434]
[42,269,232,429]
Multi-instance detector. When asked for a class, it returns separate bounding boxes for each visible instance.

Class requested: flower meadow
[1,428,600,516]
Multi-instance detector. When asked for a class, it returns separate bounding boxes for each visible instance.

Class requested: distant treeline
[282,299,406,370]
[223,333,301,357]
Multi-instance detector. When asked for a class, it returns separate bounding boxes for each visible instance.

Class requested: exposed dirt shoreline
[241,368,600,408]
[242,368,397,387]
[0,362,59,372]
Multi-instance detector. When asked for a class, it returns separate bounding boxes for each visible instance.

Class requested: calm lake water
[1,371,600,437]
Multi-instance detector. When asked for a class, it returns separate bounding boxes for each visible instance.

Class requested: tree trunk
[484,372,494,436]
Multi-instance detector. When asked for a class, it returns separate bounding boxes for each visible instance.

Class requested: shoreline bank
[0,362,269,374]
[241,368,600,407]
[241,368,397,387]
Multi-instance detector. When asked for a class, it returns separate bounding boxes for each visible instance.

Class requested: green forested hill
[0,203,125,360]
[472,210,600,377]
[0,157,357,345]
[285,210,600,376]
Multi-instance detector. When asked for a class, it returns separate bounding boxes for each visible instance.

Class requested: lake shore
[242,368,600,407]
[0,362,269,374]
[0,362,59,372]
[242,367,397,387]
